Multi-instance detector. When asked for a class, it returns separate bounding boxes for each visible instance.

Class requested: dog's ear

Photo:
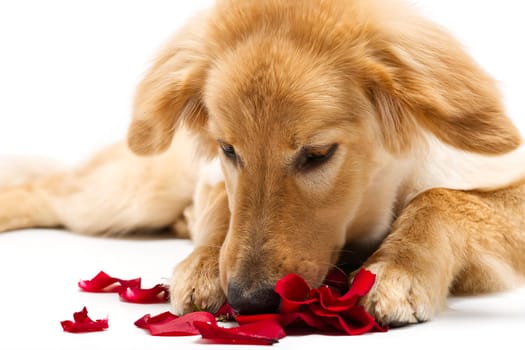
[368,18,521,155]
[127,17,209,155]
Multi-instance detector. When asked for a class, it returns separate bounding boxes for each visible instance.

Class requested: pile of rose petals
[236,269,386,335]
[61,307,108,333]
[78,271,169,303]
[62,269,386,344]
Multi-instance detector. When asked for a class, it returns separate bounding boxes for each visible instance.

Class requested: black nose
[227,282,280,315]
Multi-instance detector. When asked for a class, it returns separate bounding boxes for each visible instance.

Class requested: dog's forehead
[203,40,350,146]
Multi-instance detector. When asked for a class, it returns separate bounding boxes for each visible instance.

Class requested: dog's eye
[220,143,238,162]
[297,144,338,171]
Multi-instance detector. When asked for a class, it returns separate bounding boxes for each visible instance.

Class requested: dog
[2,0,525,326]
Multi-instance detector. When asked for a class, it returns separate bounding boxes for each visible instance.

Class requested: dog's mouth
[223,259,332,315]
[223,244,374,315]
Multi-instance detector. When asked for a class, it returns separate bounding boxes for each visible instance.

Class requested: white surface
[1,1,525,349]
[1,230,525,350]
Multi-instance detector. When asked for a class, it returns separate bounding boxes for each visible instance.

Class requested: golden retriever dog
[2,0,525,326]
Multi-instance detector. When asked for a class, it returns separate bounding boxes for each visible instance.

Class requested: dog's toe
[170,246,226,315]
[360,262,444,326]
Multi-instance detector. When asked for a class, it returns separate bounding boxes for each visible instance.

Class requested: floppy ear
[368,18,521,155]
[127,16,209,155]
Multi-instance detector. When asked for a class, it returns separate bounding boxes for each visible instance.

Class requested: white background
[0,1,525,349]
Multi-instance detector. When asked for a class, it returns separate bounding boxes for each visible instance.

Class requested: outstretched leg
[0,177,62,232]
[360,183,525,326]
[0,129,199,236]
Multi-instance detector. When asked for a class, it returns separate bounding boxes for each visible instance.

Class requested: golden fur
[2,0,525,325]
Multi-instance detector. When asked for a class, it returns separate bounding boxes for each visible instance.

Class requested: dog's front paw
[170,246,226,315]
[360,262,446,326]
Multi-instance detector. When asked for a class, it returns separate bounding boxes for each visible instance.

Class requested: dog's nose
[227,282,280,315]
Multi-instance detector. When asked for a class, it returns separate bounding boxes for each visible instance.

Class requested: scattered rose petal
[60,307,108,333]
[119,284,169,304]
[135,311,177,330]
[76,268,385,342]
[135,311,216,336]
[194,319,286,345]
[78,271,141,293]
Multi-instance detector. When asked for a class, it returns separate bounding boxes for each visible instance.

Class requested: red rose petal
[60,307,108,333]
[276,269,376,313]
[135,311,178,329]
[279,310,332,332]
[135,311,216,336]
[274,274,316,313]
[340,269,376,302]
[236,311,330,333]
[315,269,376,312]
[235,313,281,325]
[194,319,286,345]
[309,304,386,335]
[340,306,387,333]
[119,284,169,304]
[78,271,141,293]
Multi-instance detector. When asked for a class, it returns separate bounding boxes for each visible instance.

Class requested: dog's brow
[301,144,335,154]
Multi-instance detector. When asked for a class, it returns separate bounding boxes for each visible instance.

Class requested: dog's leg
[0,176,62,232]
[0,130,198,236]
[170,181,229,315]
[360,184,525,326]
[0,155,64,231]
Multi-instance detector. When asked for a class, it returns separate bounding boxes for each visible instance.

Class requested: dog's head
[127,0,520,313]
